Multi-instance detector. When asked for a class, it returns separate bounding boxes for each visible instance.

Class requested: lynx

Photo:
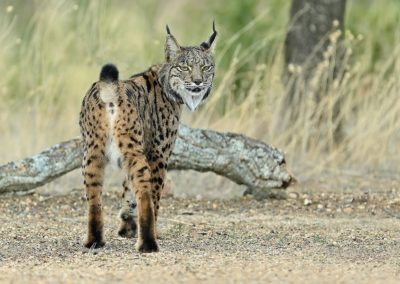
[79,23,217,252]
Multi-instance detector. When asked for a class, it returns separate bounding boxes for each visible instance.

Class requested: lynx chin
[79,22,217,252]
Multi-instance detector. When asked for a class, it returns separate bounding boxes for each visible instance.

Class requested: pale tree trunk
[0,125,293,196]
[278,0,347,143]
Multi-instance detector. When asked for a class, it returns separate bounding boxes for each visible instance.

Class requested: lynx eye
[177,65,190,72]
[201,65,213,72]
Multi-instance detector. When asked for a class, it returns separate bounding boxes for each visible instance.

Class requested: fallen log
[0,125,293,195]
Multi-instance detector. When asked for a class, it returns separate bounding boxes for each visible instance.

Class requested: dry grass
[0,0,399,182]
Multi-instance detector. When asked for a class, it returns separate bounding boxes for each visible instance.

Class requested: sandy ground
[0,175,400,284]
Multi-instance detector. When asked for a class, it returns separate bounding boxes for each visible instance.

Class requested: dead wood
[0,125,293,195]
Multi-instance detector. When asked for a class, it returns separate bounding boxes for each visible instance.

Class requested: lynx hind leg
[126,155,158,253]
[117,138,158,252]
[148,159,166,222]
[82,146,106,249]
[118,179,137,238]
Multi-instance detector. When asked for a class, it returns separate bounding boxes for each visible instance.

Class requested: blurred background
[0,0,399,196]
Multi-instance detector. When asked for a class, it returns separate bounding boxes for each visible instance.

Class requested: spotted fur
[79,23,217,252]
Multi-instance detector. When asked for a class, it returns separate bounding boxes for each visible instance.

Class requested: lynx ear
[165,25,181,61]
[200,21,217,53]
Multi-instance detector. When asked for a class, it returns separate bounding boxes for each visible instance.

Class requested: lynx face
[161,24,217,111]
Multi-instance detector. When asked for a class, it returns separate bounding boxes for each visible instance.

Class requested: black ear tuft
[166,25,171,35]
[209,21,217,45]
[100,63,119,82]
[201,21,218,51]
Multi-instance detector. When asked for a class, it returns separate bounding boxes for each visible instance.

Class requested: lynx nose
[193,79,202,86]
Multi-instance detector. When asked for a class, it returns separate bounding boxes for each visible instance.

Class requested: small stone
[357,205,365,210]
[343,207,353,213]
[304,198,312,206]
[344,197,354,204]
[288,192,299,199]
[317,204,324,209]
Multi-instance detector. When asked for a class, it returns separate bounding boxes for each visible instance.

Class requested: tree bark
[284,0,346,81]
[278,0,347,142]
[0,125,293,195]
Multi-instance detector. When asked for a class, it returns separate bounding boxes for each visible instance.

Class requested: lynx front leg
[82,146,106,248]
[118,178,137,238]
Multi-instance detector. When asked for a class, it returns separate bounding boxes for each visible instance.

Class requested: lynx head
[160,22,217,111]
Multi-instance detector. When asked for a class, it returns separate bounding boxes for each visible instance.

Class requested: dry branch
[0,125,292,195]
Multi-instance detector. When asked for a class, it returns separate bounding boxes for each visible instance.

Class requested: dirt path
[0,182,399,283]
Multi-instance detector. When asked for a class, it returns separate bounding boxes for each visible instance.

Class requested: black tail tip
[100,63,119,82]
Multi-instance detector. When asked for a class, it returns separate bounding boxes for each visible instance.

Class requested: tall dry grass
[0,0,399,181]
